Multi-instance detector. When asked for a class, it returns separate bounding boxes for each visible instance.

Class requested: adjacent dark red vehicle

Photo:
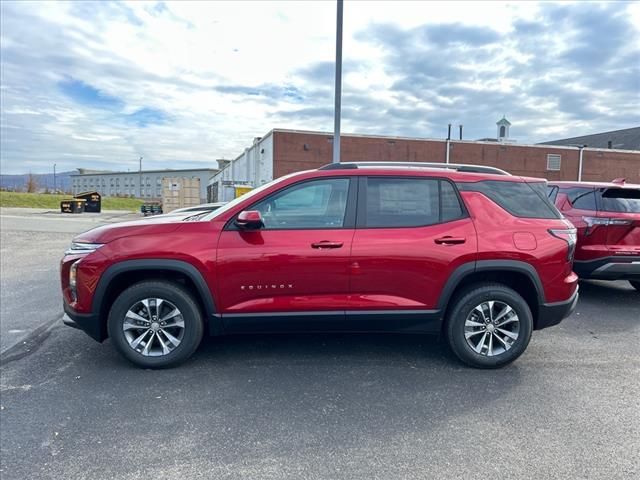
[61,162,578,369]
[548,179,640,290]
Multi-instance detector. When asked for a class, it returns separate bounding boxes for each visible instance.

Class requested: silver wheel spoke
[155,332,171,355]
[154,298,164,318]
[492,332,511,350]
[488,331,494,356]
[474,332,488,353]
[123,320,145,331]
[160,328,181,347]
[163,319,185,329]
[465,320,485,328]
[493,305,513,324]
[130,330,151,349]
[160,308,181,322]
[142,332,155,356]
[465,329,485,339]
[497,328,518,340]
[496,316,518,328]
[125,310,149,324]
[487,301,495,321]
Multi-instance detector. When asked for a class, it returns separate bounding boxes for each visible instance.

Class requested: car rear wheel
[446,283,533,368]
[629,280,640,292]
[107,281,204,368]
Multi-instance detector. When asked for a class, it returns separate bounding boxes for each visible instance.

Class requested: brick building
[207,128,640,202]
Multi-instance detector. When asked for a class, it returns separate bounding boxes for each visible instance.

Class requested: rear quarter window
[599,188,640,213]
[457,180,561,219]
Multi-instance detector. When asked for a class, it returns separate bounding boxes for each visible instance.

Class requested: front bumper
[536,287,579,330]
[573,256,640,281]
[63,302,106,342]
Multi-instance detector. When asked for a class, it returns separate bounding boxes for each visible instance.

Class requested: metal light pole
[53,163,56,193]
[139,156,143,197]
[332,0,343,163]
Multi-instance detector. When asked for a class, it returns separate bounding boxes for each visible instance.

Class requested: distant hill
[0,171,76,193]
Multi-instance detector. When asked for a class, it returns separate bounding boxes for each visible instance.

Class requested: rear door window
[362,178,465,228]
[598,188,640,213]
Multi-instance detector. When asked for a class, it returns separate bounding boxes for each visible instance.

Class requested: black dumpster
[61,199,86,214]
[74,191,101,212]
[141,202,163,216]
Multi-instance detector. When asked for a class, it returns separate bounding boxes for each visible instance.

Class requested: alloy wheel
[464,300,520,357]
[122,298,185,357]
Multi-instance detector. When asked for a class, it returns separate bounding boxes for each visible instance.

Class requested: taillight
[583,216,632,226]
[582,217,632,236]
[549,228,577,261]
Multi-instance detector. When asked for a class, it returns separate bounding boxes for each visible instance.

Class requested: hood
[74,213,196,244]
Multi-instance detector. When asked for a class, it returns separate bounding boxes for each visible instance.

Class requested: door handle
[311,241,344,249]
[434,236,466,245]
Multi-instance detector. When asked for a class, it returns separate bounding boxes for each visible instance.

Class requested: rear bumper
[63,302,106,342]
[536,287,579,330]
[573,256,640,280]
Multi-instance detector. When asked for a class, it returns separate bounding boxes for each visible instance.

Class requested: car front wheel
[446,283,533,368]
[107,281,204,368]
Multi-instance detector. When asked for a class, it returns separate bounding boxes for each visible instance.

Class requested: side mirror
[235,210,264,230]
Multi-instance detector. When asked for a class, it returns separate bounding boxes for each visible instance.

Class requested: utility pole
[139,156,143,197]
[53,163,56,193]
[446,124,451,164]
[333,0,343,163]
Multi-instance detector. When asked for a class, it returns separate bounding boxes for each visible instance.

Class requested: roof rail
[319,162,511,175]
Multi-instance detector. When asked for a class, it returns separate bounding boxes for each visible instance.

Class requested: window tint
[547,185,559,203]
[365,178,440,227]
[441,180,464,222]
[599,188,640,213]
[457,181,561,219]
[565,187,597,210]
[251,178,350,229]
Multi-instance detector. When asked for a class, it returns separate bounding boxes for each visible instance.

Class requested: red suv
[548,180,640,290]
[61,162,578,369]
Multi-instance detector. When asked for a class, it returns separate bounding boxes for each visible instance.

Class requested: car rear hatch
[597,187,640,256]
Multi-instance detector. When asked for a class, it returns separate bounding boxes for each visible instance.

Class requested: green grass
[0,191,144,212]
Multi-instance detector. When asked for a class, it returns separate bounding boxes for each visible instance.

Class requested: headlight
[69,259,80,289]
[65,242,104,255]
[69,259,82,302]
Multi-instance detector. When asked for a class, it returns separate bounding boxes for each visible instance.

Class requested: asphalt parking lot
[0,208,638,480]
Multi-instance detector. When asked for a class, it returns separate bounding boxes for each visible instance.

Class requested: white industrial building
[71,168,218,201]
[207,133,274,202]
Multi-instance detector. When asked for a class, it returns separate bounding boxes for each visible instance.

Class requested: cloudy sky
[1,1,638,174]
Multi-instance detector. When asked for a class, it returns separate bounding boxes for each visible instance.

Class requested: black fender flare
[92,259,221,335]
[436,260,545,312]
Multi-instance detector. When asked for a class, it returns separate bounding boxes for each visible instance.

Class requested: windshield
[201,173,300,221]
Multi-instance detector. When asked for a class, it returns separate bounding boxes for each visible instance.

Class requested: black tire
[445,283,533,369]
[629,281,640,292]
[107,281,204,368]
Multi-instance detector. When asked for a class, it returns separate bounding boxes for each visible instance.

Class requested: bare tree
[26,173,38,193]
